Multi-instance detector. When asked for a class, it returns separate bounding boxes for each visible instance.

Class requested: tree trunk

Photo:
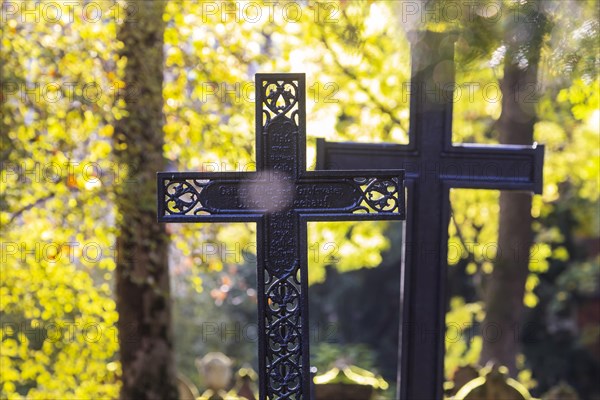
[113,1,177,398]
[480,2,546,376]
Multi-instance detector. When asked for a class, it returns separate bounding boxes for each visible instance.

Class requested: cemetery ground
[1,1,599,400]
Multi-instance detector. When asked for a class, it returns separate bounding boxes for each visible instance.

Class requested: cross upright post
[158,73,405,399]
[316,32,544,399]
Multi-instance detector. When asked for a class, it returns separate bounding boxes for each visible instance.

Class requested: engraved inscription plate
[199,180,362,212]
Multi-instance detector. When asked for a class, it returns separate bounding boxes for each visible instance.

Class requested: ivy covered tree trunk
[113,1,178,398]
[480,2,547,376]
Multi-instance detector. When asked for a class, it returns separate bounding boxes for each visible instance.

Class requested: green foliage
[1,2,124,396]
[445,298,484,377]
[552,258,600,309]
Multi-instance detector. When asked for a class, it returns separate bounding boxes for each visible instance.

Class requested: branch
[317,28,408,134]
[450,205,476,263]
[6,192,56,226]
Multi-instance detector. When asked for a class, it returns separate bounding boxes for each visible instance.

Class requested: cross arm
[158,171,406,223]
[157,171,265,223]
[316,139,544,194]
[299,170,406,221]
[443,143,544,193]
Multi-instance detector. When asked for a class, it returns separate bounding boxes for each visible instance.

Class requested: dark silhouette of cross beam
[316,32,544,399]
[158,74,405,399]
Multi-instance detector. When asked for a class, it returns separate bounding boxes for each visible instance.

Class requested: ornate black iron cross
[157,73,405,399]
[316,32,544,399]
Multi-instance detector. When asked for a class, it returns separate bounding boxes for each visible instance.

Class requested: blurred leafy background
[1,0,598,399]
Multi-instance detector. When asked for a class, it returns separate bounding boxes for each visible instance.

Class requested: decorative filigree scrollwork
[264,260,303,399]
[164,179,212,215]
[262,80,299,131]
[352,177,401,214]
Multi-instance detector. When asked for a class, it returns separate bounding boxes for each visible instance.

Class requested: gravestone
[316,31,545,399]
[453,364,534,400]
[234,366,258,400]
[157,73,405,399]
[196,352,234,395]
[177,373,200,400]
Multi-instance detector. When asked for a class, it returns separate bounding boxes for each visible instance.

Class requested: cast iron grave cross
[157,74,405,399]
[316,32,544,399]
